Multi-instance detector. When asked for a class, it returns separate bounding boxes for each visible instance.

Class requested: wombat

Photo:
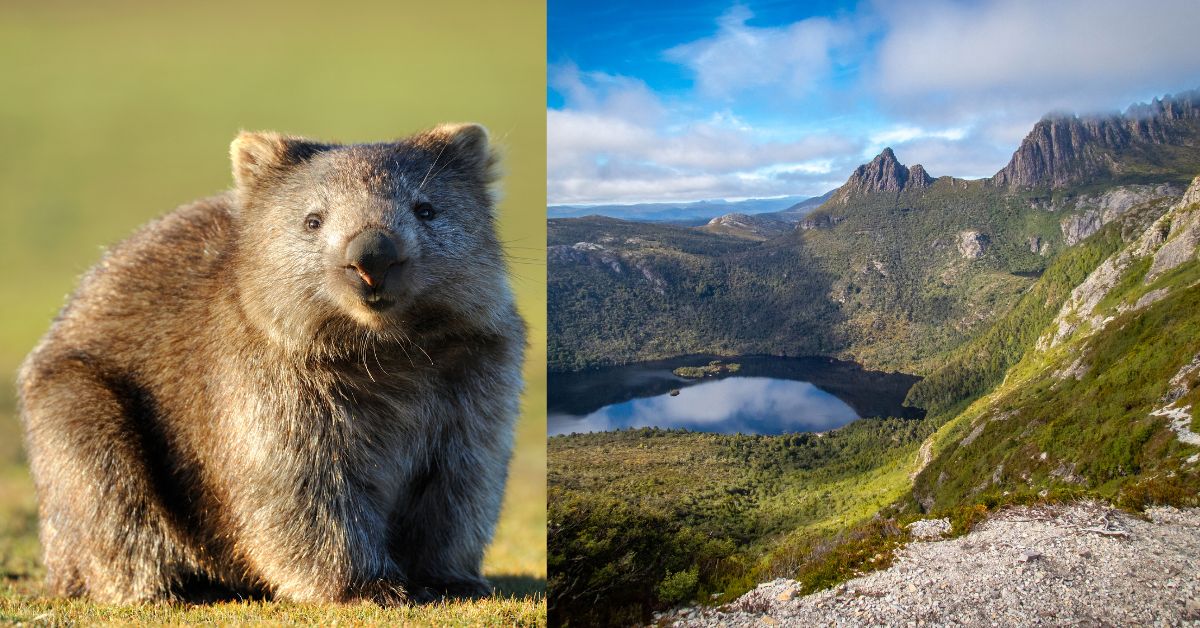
[17,124,526,604]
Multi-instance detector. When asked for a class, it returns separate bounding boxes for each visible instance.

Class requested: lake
[548,355,923,436]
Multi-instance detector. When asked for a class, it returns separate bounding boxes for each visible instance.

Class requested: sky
[547,0,1200,205]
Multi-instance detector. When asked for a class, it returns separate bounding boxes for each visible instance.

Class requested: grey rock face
[1061,211,1105,246]
[547,241,624,273]
[1060,184,1180,246]
[957,230,990,259]
[830,148,934,204]
[993,90,1200,189]
[1027,235,1049,255]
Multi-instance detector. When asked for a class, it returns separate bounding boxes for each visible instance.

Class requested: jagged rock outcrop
[1060,185,1180,245]
[1060,184,1180,246]
[957,230,989,259]
[799,213,845,230]
[1146,175,1200,281]
[993,90,1200,189]
[830,148,933,205]
[1027,235,1049,255]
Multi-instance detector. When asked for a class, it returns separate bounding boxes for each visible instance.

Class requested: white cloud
[547,64,858,204]
[666,5,855,99]
[548,0,1200,204]
[872,0,1200,123]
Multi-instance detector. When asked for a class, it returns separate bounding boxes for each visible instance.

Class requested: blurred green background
[0,0,546,622]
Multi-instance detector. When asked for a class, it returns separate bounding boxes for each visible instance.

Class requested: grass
[547,420,929,624]
[913,201,1200,514]
[0,0,545,624]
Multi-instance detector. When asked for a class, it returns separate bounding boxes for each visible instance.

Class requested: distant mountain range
[549,89,1200,373]
[547,193,828,223]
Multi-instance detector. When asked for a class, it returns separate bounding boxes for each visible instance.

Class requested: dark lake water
[548,355,923,436]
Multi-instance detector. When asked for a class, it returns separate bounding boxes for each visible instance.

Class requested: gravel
[666,501,1200,627]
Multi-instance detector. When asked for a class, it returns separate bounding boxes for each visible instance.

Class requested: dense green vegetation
[905,196,1173,415]
[915,203,1200,512]
[548,180,1081,374]
[672,361,741,378]
[548,419,930,624]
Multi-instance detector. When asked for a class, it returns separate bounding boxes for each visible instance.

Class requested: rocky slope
[668,502,1200,626]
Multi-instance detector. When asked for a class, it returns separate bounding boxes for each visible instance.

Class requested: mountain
[992,90,1200,189]
[547,195,814,223]
[777,189,836,216]
[828,147,933,205]
[548,91,1200,374]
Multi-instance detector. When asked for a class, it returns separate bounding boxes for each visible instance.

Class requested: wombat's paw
[414,576,493,602]
[350,579,412,606]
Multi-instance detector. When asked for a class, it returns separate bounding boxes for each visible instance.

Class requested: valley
[547,91,1200,625]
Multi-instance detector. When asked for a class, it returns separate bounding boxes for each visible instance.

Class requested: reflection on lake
[548,355,923,436]
[550,376,858,436]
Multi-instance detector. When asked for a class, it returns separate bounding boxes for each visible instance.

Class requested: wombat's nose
[344,229,402,288]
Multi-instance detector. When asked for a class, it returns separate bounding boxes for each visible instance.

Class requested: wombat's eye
[304,214,324,231]
[413,202,436,221]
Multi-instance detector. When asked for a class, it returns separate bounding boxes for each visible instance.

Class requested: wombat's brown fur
[18,124,525,604]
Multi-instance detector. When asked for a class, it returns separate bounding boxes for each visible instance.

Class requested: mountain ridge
[991,90,1200,189]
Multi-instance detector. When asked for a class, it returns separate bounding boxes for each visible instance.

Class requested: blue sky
[547,0,1200,205]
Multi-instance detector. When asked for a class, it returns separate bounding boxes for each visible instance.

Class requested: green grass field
[0,1,546,624]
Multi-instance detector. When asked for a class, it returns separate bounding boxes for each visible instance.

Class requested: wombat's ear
[421,123,500,185]
[230,131,327,190]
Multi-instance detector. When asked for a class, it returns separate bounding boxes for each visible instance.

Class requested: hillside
[548,91,1200,373]
[911,174,1200,513]
[670,502,1200,626]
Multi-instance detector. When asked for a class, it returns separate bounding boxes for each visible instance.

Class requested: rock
[908,517,952,540]
[993,91,1200,189]
[1061,210,1104,246]
[799,213,845,230]
[1060,185,1177,246]
[1028,235,1049,255]
[1146,206,1200,281]
[1133,288,1170,310]
[775,589,795,602]
[957,230,990,259]
[830,148,934,205]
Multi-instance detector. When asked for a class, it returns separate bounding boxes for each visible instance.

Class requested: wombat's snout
[344,229,405,293]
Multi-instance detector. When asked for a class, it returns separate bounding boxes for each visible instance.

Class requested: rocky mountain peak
[831,148,933,204]
[993,90,1200,190]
